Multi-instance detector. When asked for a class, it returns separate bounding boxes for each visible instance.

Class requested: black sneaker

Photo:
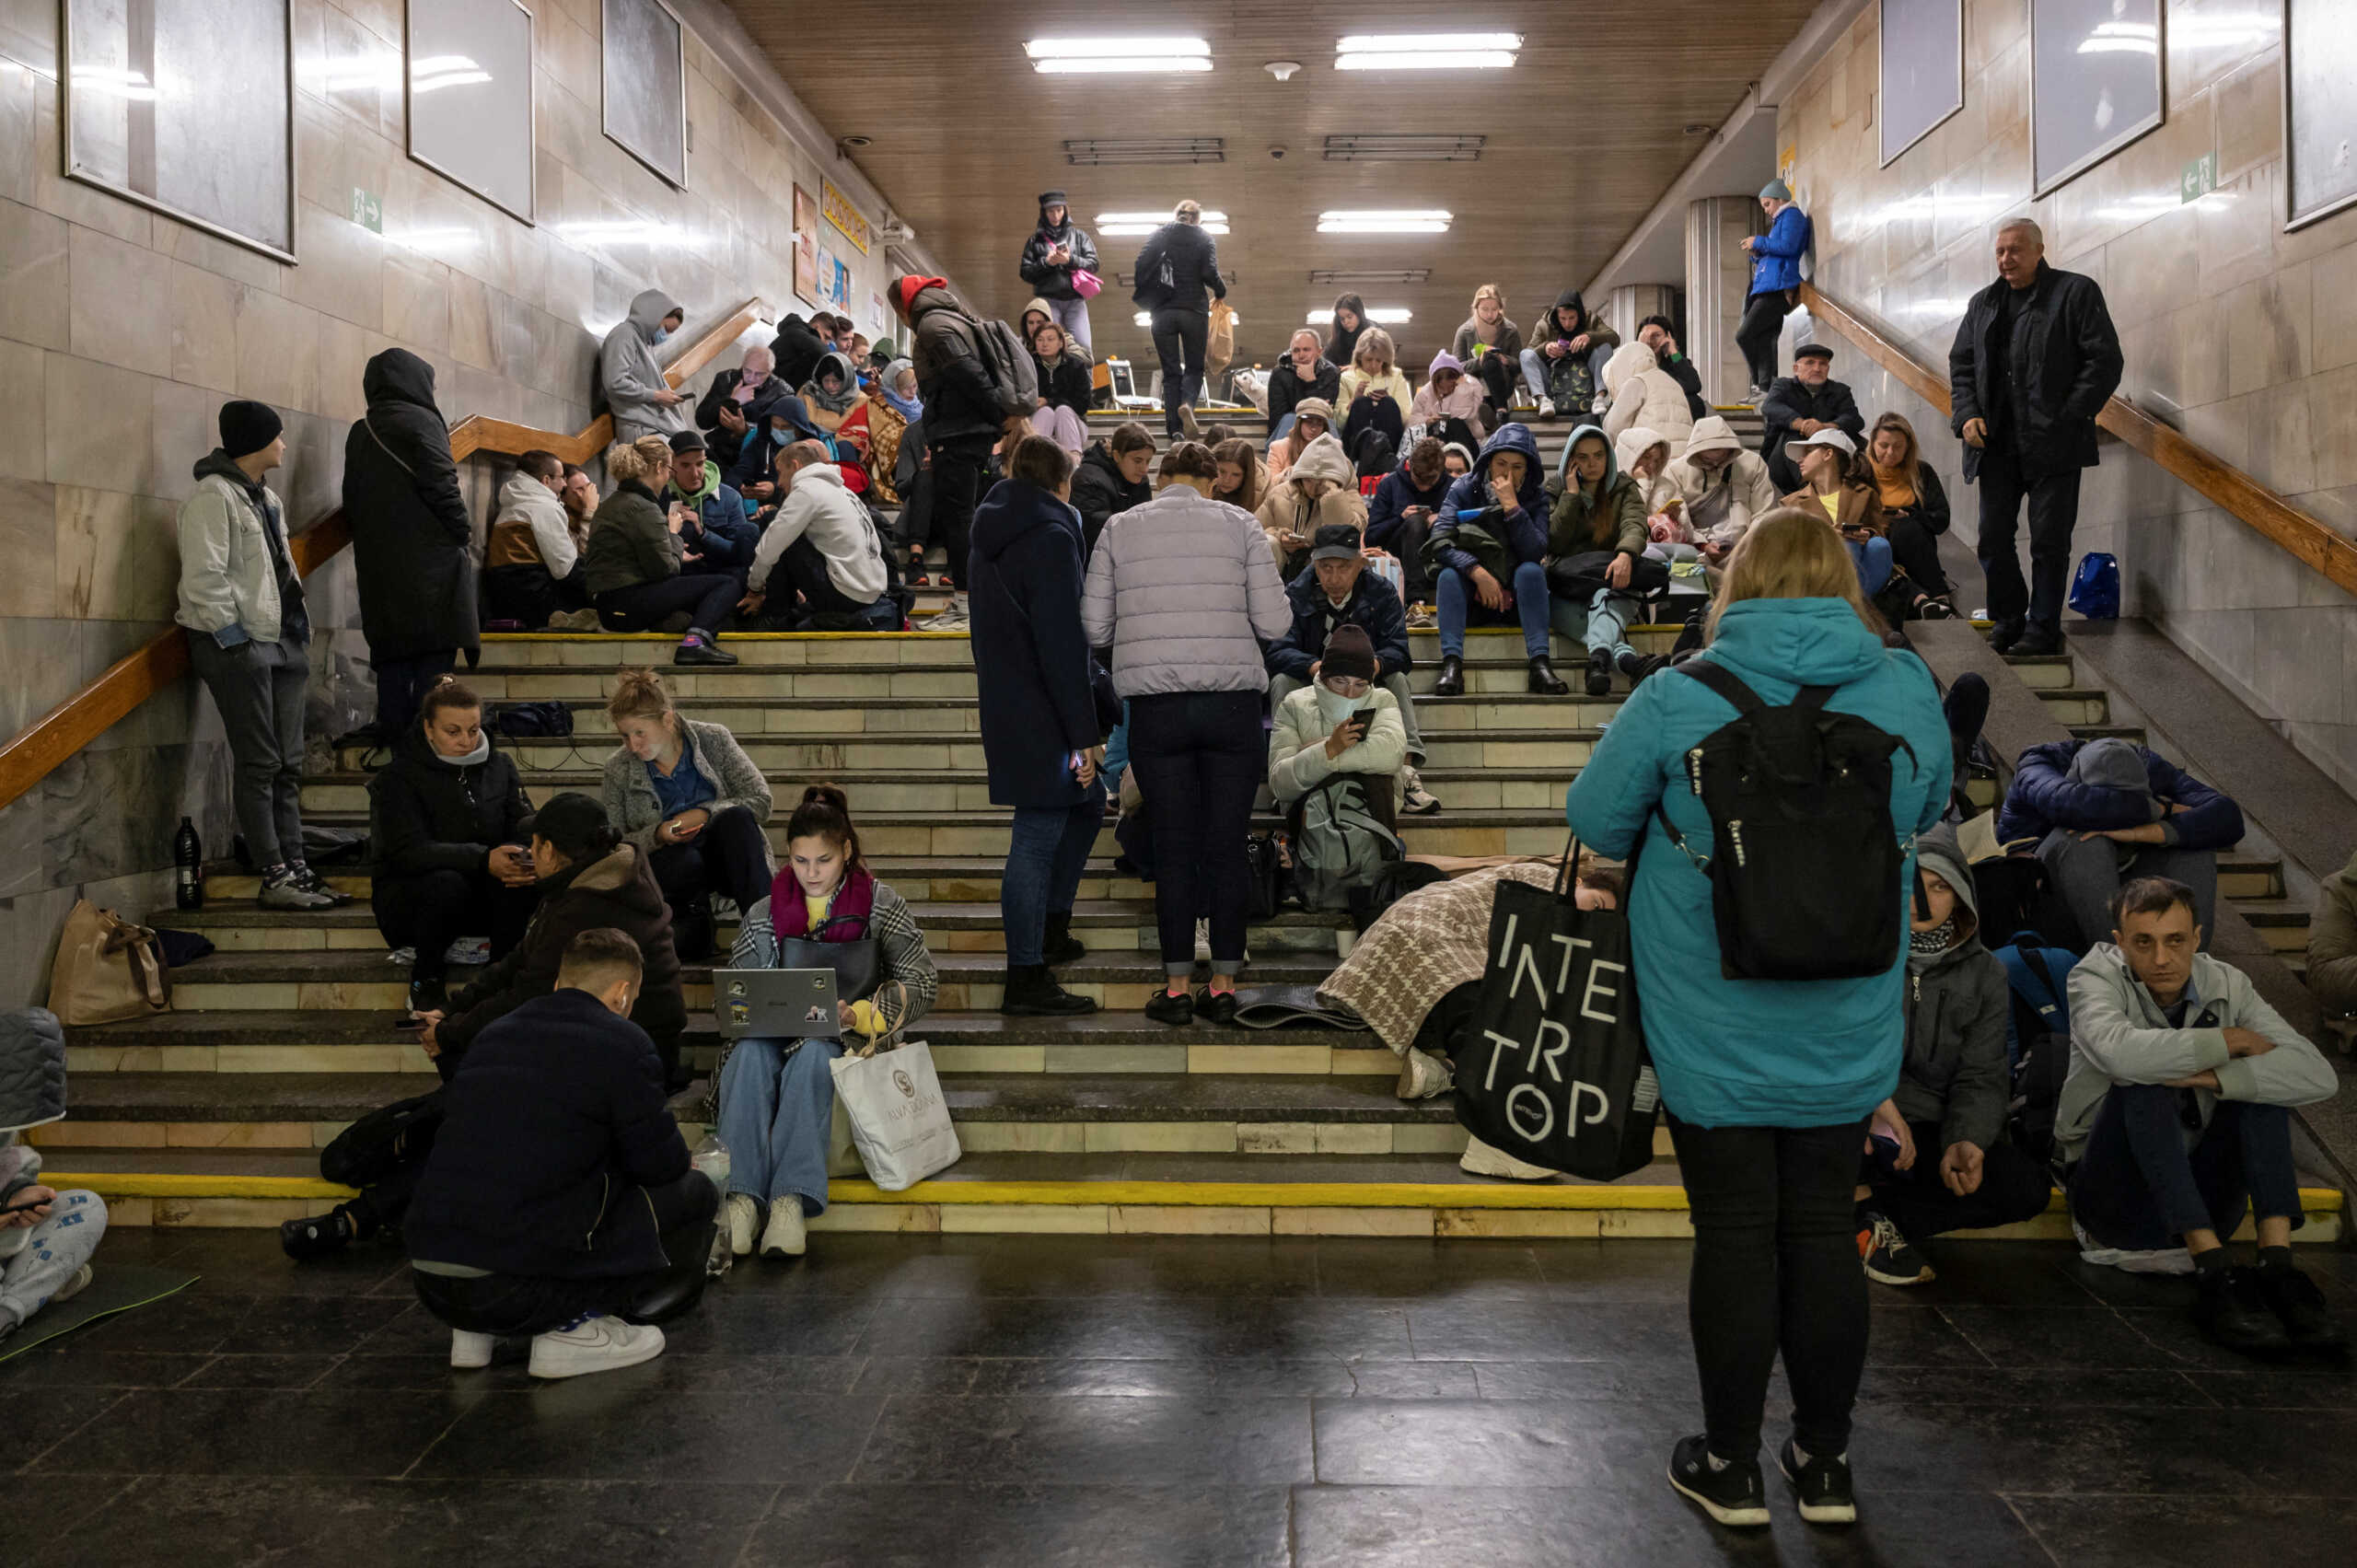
[998,964,1097,1016]
[1144,988,1195,1026]
[1857,1210,1935,1286]
[1777,1437,1857,1525]
[2193,1265,2291,1354]
[1196,989,1239,1026]
[1987,616,2026,656]
[408,976,447,1015]
[1583,646,1612,697]
[2255,1260,2347,1350]
[1666,1434,1770,1527]
[279,1207,354,1262]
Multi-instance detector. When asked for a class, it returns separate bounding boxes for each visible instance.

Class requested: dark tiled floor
[5,1229,2353,1567]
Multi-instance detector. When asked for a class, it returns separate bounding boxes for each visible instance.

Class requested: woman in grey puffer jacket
[1083,441,1290,1025]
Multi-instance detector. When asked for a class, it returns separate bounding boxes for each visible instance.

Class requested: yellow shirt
[1816,491,1842,525]
[805,892,887,1037]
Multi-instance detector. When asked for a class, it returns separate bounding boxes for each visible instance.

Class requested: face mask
[1315,686,1361,730]
[772,426,791,446]
[652,326,671,344]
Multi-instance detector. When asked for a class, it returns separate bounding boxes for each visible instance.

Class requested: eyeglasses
[1322,676,1372,697]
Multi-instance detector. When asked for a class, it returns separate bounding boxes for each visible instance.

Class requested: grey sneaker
[289,862,352,906]
[1399,766,1442,815]
[259,866,336,911]
[1397,1045,1453,1100]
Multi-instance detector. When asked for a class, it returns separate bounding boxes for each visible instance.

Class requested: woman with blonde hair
[1450,284,1524,425]
[1338,327,1414,424]
[1566,507,1947,1529]
[1338,326,1414,472]
[599,668,775,957]
[583,435,742,665]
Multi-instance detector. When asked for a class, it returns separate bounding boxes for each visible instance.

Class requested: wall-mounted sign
[350,186,383,233]
[822,179,871,254]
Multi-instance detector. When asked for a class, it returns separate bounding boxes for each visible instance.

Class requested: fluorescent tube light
[1098,210,1229,236]
[1316,210,1452,234]
[1028,37,1213,73]
[1335,32,1519,70]
[1306,308,1411,325]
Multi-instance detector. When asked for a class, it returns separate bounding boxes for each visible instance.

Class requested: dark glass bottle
[174,816,204,910]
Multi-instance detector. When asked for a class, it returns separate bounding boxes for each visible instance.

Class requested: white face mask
[1315,686,1362,730]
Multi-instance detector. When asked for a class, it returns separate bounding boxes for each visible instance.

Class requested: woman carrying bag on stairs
[713,786,937,1260]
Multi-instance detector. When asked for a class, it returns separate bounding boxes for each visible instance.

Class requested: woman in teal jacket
[1564,507,1949,1528]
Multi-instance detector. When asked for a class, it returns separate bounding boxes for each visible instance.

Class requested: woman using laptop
[711,784,938,1260]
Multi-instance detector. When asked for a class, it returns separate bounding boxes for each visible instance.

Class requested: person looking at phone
[1266,525,1437,815]
[714,785,939,1260]
[0,1016,105,1340]
[1268,623,1407,813]
[1365,436,1452,615]
[599,669,775,961]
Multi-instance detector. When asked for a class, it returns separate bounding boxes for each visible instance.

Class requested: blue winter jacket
[1747,205,1811,296]
[1266,564,1412,682]
[667,470,756,570]
[1364,461,1449,556]
[1564,598,1953,1128]
[1433,423,1549,577]
[1993,741,2245,850]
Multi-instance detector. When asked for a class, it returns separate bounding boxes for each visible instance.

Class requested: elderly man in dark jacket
[344,349,479,740]
[894,275,1012,627]
[971,437,1105,1019]
[1948,218,2124,656]
[406,928,716,1379]
[1758,343,1864,494]
[1997,737,2244,952]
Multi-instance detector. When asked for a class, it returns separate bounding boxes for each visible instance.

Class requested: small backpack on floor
[1290,774,1405,912]
[1655,660,1912,980]
[1992,931,2081,1162]
[491,700,574,738]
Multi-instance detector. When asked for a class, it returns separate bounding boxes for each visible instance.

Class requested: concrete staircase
[46,608,2340,1240]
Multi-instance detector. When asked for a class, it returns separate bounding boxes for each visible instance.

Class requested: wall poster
[2285,0,2357,229]
[792,183,819,306]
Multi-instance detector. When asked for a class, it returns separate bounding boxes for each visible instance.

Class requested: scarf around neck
[1909,916,1958,958]
[1870,459,1917,511]
[768,863,876,941]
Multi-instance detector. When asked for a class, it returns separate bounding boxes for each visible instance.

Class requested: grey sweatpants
[2038,830,2220,951]
[0,1190,107,1331]
[189,632,309,869]
[1269,671,1427,763]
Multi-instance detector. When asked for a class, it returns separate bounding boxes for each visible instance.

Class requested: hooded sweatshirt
[1411,349,1487,436]
[1256,433,1366,565]
[602,288,692,440]
[747,459,889,605]
[1896,827,2014,1151]
[1547,424,1646,559]
[1433,423,1550,575]
[1612,425,1680,518]
[1534,288,1620,355]
[487,469,579,575]
[1664,415,1779,549]
[1599,341,1696,453]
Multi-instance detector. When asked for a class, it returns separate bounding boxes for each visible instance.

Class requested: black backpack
[490,701,574,738]
[1655,661,1911,981]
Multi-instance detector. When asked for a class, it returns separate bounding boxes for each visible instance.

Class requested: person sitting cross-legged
[584,435,742,667]
[1268,623,1407,819]
[1267,525,1437,815]
[0,1012,105,1343]
[1854,827,2057,1286]
[2060,877,2342,1353]
[1428,424,1567,699]
[406,928,718,1379]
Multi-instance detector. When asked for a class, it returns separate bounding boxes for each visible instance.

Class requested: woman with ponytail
[599,668,775,959]
[714,784,937,1260]
[417,791,689,1087]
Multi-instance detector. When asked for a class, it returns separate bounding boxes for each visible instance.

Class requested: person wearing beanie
[175,400,343,912]
[1736,178,1814,399]
[1018,191,1099,351]
[1411,349,1489,446]
[662,428,757,576]
[1266,522,1436,815]
[1995,737,2247,951]
[1267,620,1409,857]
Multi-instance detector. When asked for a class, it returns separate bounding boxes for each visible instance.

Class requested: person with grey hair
[1947,217,2123,656]
[1131,200,1225,440]
[1735,180,1812,398]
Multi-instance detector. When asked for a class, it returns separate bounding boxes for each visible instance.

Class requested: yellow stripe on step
[40,1172,2350,1215]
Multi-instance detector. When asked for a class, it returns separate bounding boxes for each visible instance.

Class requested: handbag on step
[47,900,171,1025]
[828,981,960,1191]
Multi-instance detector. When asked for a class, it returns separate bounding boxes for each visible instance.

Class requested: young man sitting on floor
[2059,877,2342,1353]
[404,928,718,1379]
[1265,524,1438,816]
[737,439,897,631]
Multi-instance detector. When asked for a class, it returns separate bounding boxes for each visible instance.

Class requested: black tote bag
[1452,837,1659,1180]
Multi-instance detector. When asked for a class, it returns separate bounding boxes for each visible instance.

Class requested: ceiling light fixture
[1099,210,1230,236]
[1306,308,1411,325]
[1308,268,1432,285]
[1322,134,1484,162]
[1027,37,1213,73]
[1316,209,1452,234]
[1334,32,1520,70]
[1064,137,1225,166]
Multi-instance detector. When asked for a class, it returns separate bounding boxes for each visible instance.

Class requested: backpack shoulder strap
[1673,658,1766,716]
[1791,683,1838,715]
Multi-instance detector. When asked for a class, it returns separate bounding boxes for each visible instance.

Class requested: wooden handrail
[0,299,769,814]
[1799,283,2357,600]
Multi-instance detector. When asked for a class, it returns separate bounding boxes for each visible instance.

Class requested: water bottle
[173,817,204,911]
[691,1133,733,1278]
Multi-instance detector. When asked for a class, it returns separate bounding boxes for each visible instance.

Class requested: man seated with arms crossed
[2060,877,2342,1353]
[404,928,720,1379]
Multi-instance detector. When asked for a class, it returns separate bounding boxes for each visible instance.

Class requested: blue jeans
[715,1036,844,1216]
[1049,294,1092,352]
[2070,1086,2302,1249]
[1548,587,1642,659]
[1435,559,1550,658]
[1518,343,1616,401]
[1003,783,1107,966]
[1269,411,1298,444]
[1846,536,1893,596]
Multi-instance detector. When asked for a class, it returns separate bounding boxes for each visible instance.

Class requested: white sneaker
[528,1314,666,1379]
[1537,397,1554,417]
[1399,766,1442,815]
[2072,1219,2197,1275]
[449,1329,499,1369]
[52,1265,92,1307]
[1459,1133,1557,1181]
[442,935,492,966]
[1396,1045,1453,1101]
[761,1196,808,1258]
[725,1192,761,1258]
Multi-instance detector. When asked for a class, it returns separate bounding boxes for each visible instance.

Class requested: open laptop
[713,969,841,1040]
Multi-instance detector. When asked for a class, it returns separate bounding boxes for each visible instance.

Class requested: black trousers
[1885,515,1951,597]
[2070,1088,2302,1250]
[647,803,773,957]
[482,562,586,627]
[1736,289,1794,389]
[1150,306,1209,437]
[375,651,457,739]
[928,436,993,590]
[372,867,540,981]
[761,533,892,627]
[1863,1119,2054,1239]
[1973,447,2082,633]
[1667,1112,1871,1460]
[1127,691,1263,974]
[1365,507,1434,602]
[411,1170,719,1338]
[593,571,743,636]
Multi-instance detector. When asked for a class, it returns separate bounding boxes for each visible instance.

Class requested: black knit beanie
[218,400,283,459]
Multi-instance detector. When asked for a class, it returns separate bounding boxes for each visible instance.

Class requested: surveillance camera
[1269,145,1288,160]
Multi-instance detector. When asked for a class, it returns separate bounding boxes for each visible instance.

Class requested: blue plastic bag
[2068,552,2119,619]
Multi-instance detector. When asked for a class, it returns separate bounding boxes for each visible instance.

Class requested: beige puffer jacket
[1599,341,1696,454]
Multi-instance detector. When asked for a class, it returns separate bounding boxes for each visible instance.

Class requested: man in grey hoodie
[602,289,693,441]
[1854,828,2055,1286]
[2061,877,2341,1353]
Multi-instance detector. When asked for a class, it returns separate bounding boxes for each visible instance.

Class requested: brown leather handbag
[47,900,170,1025]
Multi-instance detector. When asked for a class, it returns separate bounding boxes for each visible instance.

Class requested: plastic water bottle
[691,1133,733,1277]
[173,817,204,910]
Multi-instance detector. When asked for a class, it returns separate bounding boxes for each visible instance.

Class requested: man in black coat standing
[1132,199,1225,441]
[1758,343,1864,494]
[970,436,1105,1019]
[893,274,1013,632]
[343,348,479,740]
[1948,217,2125,656]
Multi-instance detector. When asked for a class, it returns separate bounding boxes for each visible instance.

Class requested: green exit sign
[2180,153,2217,203]
[349,186,382,233]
